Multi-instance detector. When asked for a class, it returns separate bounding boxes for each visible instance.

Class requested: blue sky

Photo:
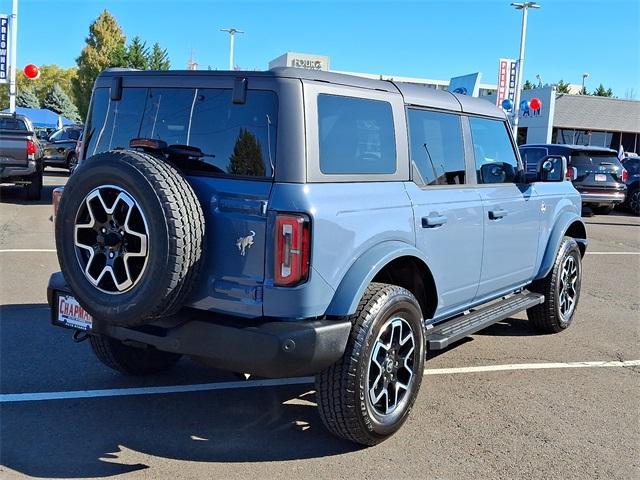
[5,0,640,96]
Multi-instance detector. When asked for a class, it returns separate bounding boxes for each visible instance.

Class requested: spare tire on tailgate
[55,150,205,327]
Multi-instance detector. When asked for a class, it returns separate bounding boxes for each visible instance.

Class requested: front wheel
[315,283,425,445]
[527,237,582,333]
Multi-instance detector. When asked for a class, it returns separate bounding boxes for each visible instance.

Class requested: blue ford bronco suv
[49,68,587,445]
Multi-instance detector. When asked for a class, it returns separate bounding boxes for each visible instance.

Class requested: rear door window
[408,108,466,185]
[85,86,278,178]
[318,94,396,174]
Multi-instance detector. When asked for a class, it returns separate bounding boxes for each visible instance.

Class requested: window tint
[470,117,519,184]
[408,109,465,185]
[48,129,68,141]
[318,94,396,174]
[85,87,278,177]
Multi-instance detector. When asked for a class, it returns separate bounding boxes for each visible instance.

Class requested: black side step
[426,292,544,350]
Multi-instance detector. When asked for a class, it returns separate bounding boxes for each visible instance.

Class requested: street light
[582,72,589,93]
[220,28,244,70]
[510,1,540,138]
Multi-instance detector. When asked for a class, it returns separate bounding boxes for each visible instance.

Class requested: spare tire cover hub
[74,184,149,294]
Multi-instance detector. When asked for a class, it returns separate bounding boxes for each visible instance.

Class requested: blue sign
[449,72,482,97]
[0,15,8,84]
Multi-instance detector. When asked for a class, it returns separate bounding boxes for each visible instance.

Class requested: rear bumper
[579,191,626,204]
[47,272,351,378]
[0,160,38,181]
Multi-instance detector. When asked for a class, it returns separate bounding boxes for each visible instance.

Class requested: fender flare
[535,212,587,280]
[325,240,433,317]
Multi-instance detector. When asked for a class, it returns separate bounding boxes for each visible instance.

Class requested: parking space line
[586,252,640,255]
[1,360,637,403]
[0,249,56,253]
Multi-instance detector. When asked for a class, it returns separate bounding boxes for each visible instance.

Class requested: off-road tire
[56,150,205,327]
[315,283,425,446]
[628,188,640,216]
[24,171,42,201]
[527,236,582,333]
[592,205,614,215]
[89,335,182,375]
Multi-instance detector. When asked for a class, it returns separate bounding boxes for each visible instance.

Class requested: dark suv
[621,156,640,215]
[520,144,627,214]
[43,125,83,171]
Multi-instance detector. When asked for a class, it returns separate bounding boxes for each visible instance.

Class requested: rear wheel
[67,153,78,174]
[24,171,42,201]
[592,205,614,215]
[89,335,182,375]
[315,283,425,445]
[527,237,582,333]
[628,188,640,216]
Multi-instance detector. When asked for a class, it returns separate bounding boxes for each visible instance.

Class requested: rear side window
[470,117,519,184]
[408,108,465,185]
[85,87,278,178]
[318,94,396,174]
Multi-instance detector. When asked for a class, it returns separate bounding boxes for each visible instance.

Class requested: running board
[426,292,545,350]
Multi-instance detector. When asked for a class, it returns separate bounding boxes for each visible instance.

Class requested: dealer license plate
[594,173,607,182]
[56,294,93,331]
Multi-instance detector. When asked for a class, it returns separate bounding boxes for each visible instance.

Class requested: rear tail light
[26,140,36,157]
[621,168,628,183]
[566,166,577,181]
[274,213,310,287]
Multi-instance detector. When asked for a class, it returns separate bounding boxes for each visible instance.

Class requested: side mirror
[538,155,567,182]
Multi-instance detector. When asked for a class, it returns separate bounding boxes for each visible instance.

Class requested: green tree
[556,80,571,94]
[1,65,78,110]
[592,83,614,97]
[126,36,149,70]
[16,87,40,108]
[44,84,81,123]
[73,10,127,119]
[228,129,265,176]
[522,79,534,90]
[148,42,171,70]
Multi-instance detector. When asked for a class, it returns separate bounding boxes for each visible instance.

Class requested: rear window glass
[0,118,27,131]
[84,87,278,178]
[318,94,396,175]
[570,151,623,169]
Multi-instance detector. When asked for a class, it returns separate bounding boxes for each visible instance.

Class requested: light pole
[511,1,540,138]
[581,72,589,94]
[220,28,244,70]
[8,0,18,113]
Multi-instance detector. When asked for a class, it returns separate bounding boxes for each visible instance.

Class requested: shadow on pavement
[0,303,360,478]
[0,183,63,206]
[475,318,538,337]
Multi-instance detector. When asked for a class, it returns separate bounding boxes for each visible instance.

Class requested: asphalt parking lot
[1,171,639,480]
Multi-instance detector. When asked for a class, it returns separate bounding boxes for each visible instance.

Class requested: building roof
[1,108,75,129]
[553,94,640,133]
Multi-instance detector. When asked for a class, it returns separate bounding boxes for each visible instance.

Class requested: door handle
[422,214,447,228]
[488,209,508,220]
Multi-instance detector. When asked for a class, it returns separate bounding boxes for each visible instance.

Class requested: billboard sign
[448,72,482,97]
[269,52,330,72]
[0,14,8,84]
[496,58,517,107]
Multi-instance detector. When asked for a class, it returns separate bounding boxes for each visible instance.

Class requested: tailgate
[0,134,29,168]
[571,151,625,186]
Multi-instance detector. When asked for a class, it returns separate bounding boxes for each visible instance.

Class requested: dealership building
[269,52,640,155]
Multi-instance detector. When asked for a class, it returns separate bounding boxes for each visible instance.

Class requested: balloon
[23,64,40,80]
[530,98,542,110]
[501,99,513,110]
[520,100,531,111]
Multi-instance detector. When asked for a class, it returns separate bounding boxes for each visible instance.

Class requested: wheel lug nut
[101,227,106,233]
[109,252,114,258]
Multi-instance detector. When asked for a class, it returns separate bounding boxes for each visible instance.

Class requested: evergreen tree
[592,83,614,97]
[126,36,149,70]
[73,10,127,119]
[16,87,40,108]
[44,84,81,123]
[228,129,265,176]
[556,80,571,94]
[522,80,534,90]
[148,43,171,70]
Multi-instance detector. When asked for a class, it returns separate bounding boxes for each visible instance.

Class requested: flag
[618,143,625,161]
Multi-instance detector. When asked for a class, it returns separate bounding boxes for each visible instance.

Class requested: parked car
[42,125,83,171]
[620,156,640,215]
[0,112,44,200]
[520,144,627,214]
[48,68,587,445]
